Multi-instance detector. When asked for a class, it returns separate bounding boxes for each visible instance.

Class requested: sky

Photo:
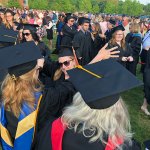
[138,0,149,5]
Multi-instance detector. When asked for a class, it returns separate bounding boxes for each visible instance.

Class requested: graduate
[33,59,142,150]
[73,17,94,65]
[0,41,43,150]
[61,14,77,46]
[107,25,133,67]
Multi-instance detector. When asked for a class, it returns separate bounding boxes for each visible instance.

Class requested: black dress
[33,117,141,150]
[125,33,142,75]
[73,30,94,65]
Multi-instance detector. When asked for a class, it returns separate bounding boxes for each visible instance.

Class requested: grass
[44,33,150,149]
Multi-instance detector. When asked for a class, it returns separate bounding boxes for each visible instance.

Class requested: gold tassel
[11,74,17,81]
[76,65,102,78]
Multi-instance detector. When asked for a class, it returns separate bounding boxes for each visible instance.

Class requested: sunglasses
[59,59,73,67]
[23,33,31,36]
[70,20,74,22]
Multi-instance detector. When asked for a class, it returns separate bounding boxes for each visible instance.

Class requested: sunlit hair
[1,67,43,117]
[130,23,140,33]
[92,22,102,38]
[4,12,14,29]
[62,92,132,149]
[109,30,125,49]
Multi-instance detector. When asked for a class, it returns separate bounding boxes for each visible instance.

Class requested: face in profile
[23,29,33,41]
[58,56,76,77]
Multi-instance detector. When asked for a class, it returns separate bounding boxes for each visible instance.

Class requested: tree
[104,0,118,14]
[7,0,20,8]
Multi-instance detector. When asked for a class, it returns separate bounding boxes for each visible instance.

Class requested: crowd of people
[0,6,150,150]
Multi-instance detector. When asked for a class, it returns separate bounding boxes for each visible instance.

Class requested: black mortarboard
[0,28,18,43]
[78,17,85,25]
[66,15,75,22]
[59,43,80,57]
[68,59,142,109]
[80,17,90,25]
[0,41,42,77]
[109,18,116,25]
[111,24,125,35]
[23,24,39,32]
[0,68,7,82]
[59,45,74,57]
[0,9,5,14]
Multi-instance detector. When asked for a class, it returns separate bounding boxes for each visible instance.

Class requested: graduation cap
[79,17,90,25]
[59,45,74,57]
[59,42,80,58]
[0,27,18,43]
[67,59,142,109]
[109,18,116,25]
[0,41,42,78]
[111,24,125,35]
[23,24,39,32]
[0,9,5,14]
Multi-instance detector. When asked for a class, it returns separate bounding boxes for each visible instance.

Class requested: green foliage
[7,0,20,8]
[26,0,149,16]
[143,4,150,15]
[104,0,118,14]
[29,0,49,10]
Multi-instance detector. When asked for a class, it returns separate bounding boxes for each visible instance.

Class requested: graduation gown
[93,33,106,57]
[61,24,77,46]
[31,61,76,149]
[33,117,141,150]
[73,30,94,65]
[0,92,42,150]
[107,42,132,67]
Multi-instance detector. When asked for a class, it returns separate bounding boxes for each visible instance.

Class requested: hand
[89,43,119,64]
[37,58,45,69]
[122,57,128,61]
[127,56,134,62]
[98,43,119,60]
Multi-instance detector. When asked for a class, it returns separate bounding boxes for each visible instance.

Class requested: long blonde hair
[62,92,132,149]
[109,30,126,49]
[1,68,43,117]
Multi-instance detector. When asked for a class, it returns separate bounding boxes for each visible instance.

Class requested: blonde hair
[110,30,126,49]
[62,92,132,149]
[1,68,43,117]
[130,23,140,33]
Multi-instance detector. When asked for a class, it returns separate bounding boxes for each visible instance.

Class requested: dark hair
[45,16,52,24]
[30,30,40,42]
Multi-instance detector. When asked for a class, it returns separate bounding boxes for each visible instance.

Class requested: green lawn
[44,33,150,149]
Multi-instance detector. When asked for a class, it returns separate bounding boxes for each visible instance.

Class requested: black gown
[61,24,77,46]
[31,61,76,149]
[107,42,132,67]
[33,117,141,150]
[125,33,142,75]
[73,30,94,65]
